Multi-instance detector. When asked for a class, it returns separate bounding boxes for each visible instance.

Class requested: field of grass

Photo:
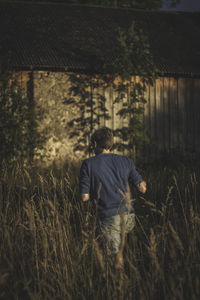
[0,156,199,300]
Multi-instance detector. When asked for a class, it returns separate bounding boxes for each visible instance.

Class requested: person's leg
[116,213,135,270]
[97,213,135,270]
[125,213,136,234]
[99,215,121,255]
[98,213,135,252]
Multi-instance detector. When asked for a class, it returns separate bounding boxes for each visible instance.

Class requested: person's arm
[137,181,147,194]
[81,193,90,202]
[128,159,146,193]
[79,160,90,202]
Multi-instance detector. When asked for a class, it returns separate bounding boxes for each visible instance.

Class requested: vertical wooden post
[27,70,35,163]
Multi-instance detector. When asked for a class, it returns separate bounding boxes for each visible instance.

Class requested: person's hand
[81,193,90,202]
[137,181,146,194]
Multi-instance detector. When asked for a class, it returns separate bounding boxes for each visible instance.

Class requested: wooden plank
[135,76,144,158]
[163,77,170,152]
[168,77,178,150]
[194,79,200,151]
[185,79,190,151]
[188,78,195,151]
[145,84,151,140]
[143,81,149,130]
[149,81,156,158]
[113,83,122,154]
[153,81,157,145]
[143,81,151,157]
[159,77,165,152]
[140,78,148,157]
[177,78,186,151]
[121,80,130,155]
[175,78,180,149]
[168,77,172,150]
[184,78,193,152]
[155,77,163,153]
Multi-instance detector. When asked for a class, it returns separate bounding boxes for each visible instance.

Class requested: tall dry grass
[0,159,199,299]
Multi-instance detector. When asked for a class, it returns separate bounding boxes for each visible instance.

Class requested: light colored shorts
[98,213,135,254]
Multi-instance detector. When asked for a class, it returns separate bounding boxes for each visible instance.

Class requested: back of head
[91,127,114,153]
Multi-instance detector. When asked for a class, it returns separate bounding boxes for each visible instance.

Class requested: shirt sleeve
[128,159,143,186]
[79,160,90,194]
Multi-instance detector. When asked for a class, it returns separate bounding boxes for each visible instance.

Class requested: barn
[1,1,200,165]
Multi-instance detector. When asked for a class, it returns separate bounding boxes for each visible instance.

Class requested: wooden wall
[19,71,200,164]
[144,77,200,154]
[98,76,200,156]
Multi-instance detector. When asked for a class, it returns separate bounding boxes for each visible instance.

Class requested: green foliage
[0,62,41,165]
[115,23,156,79]
[65,22,156,157]
[66,74,110,152]
[104,22,157,159]
[0,76,27,163]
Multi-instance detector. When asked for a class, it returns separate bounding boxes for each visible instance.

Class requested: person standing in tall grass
[79,127,146,268]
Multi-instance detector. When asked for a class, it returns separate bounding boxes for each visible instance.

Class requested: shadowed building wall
[17,70,200,166]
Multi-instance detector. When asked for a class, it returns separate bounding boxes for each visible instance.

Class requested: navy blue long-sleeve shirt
[79,153,143,219]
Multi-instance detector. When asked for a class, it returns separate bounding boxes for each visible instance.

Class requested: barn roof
[1,1,200,76]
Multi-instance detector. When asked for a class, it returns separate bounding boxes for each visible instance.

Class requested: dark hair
[91,127,113,152]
